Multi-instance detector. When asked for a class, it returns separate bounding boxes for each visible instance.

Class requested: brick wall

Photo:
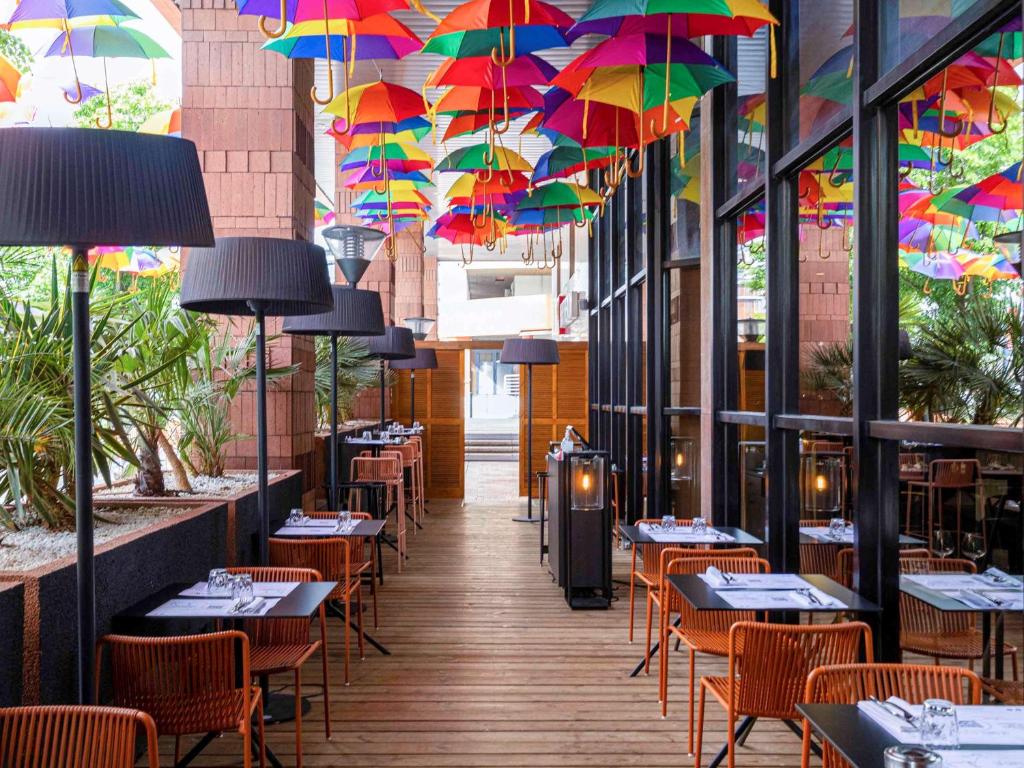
[181,1,319,486]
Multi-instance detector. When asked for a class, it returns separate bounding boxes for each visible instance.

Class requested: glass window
[881,0,988,73]
[737,202,766,416]
[896,28,1023,426]
[798,144,855,415]
[669,415,700,518]
[670,118,702,259]
[668,267,702,407]
[734,30,768,196]
[797,0,854,142]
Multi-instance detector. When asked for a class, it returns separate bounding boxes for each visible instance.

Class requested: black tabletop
[797,703,1018,768]
[667,574,881,613]
[272,519,386,538]
[899,574,1023,613]
[798,532,926,546]
[618,524,763,546]
[118,581,336,621]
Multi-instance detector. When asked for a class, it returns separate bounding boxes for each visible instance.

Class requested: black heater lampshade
[366,326,417,360]
[282,285,385,336]
[500,337,560,365]
[390,347,438,370]
[180,237,333,316]
[0,128,214,247]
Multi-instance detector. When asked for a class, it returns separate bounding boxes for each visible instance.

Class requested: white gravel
[0,506,184,572]
[94,472,281,500]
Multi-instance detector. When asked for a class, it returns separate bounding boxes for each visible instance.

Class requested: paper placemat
[638,523,735,543]
[950,589,1023,611]
[858,700,1024,747]
[698,573,809,590]
[146,597,280,618]
[716,588,846,610]
[799,527,853,543]
[273,524,343,537]
[905,574,1015,590]
[936,750,1024,768]
[179,581,299,598]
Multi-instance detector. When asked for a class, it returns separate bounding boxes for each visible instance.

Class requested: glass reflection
[881,0,986,73]
[798,0,853,141]
[737,202,766,416]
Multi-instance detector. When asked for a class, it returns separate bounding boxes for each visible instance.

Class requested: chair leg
[174,736,181,765]
[344,599,351,686]
[643,592,655,675]
[727,709,736,768]
[659,622,668,710]
[356,586,366,660]
[687,650,696,754]
[321,614,332,740]
[628,572,637,643]
[695,682,706,768]
[257,695,266,768]
[370,551,380,628]
[294,669,303,768]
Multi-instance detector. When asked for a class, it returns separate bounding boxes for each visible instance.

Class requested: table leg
[982,612,992,679]
[629,617,680,677]
[327,600,391,656]
[253,730,284,768]
[175,731,217,767]
[995,611,1005,680]
[708,716,756,768]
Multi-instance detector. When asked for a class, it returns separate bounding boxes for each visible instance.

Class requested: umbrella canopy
[531,143,618,182]
[237,0,410,32]
[0,55,21,103]
[325,79,430,131]
[435,143,533,173]
[138,107,182,136]
[515,181,602,209]
[434,83,544,115]
[263,16,422,61]
[426,53,557,87]
[568,0,776,40]
[44,24,169,58]
[423,0,573,59]
[6,0,137,27]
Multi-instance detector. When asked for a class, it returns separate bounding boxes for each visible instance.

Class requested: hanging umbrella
[447,170,530,198]
[314,200,336,227]
[0,55,21,103]
[531,143,618,183]
[439,110,534,141]
[426,53,556,88]
[44,24,170,128]
[435,143,533,174]
[324,79,429,133]
[568,0,777,41]
[428,211,508,245]
[516,181,602,209]
[329,122,431,149]
[422,0,574,60]
[343,167,431,188]
[340,142,433,170]
[434,83,544,115]
[138,106,181,136]
[236,0,409,37]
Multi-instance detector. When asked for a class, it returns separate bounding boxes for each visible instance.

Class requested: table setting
[903,569,1023,611]
[273,508,364,537]
[697,569,848,609]
[638,516,737,543]
[144,570,289,618]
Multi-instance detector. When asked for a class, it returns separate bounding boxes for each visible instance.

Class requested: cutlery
[797,588,825,606]
[868,696,918,725]
[721,571,736,584]
[970,590,1005,607]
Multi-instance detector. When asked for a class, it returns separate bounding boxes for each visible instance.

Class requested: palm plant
[313,335,380,429]
[0,262,139,529]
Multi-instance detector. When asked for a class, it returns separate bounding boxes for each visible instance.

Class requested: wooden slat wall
[393,347,465,498]
[518,342,590,495]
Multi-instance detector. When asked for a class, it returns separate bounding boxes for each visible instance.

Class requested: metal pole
[254,307,269,565]
[527,364,533,518]
[410,372,416,424]
[330,333,338,512]
[379,359,386,430]
[72,247,94,705]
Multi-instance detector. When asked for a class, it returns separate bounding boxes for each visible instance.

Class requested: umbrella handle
[94,59,113,129]
[258,0,288,39]
[492,64,512,135]
[826,152,845,188]
[935,70,963,138]
[62,25,83,105]
[311,4,337,105]
[898,161,913,180]
[490,26,515,67]
[987,33,1007,134]
[624,148,644,179]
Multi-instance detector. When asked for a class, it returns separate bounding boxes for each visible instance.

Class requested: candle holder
[571,454,605,511]
[801,454,844,517]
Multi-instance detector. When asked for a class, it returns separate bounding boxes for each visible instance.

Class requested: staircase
[465,432,519,462]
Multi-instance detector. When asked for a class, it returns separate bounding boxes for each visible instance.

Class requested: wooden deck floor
[178,489,813,767]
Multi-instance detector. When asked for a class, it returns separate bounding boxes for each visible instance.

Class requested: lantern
[801,454,844,516]
[670,436,695,482]
[571,454,605,511]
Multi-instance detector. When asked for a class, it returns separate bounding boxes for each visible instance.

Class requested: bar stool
[907,459,983,554]
[352,454,407,570]
[900,452,927,535]
[408,434,428,515]
[391,442,423,532]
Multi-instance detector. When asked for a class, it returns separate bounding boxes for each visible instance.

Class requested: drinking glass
[691,517,708,536]
[661,515,676,532]
[208,568,231,596]
[231,573,254,607]
[337,509,352,532]
[919,699,958,749]
[932,530,955,558]
[961,533,986,564]
[362,430,372,441]
[413,421,420,429]
[288,508,304,526]
[828,518,846,540]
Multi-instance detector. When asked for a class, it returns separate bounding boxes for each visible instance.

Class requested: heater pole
[379,359,386,430]
[410,372,416,424]
[254,306,269,565]
[330,333,339,512]
[72,247,94,705]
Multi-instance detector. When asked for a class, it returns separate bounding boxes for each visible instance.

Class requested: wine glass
[961,533,986,565]
[336,509,352,532]
[931,530,954,558]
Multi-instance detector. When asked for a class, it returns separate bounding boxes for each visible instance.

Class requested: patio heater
[284,225,386,512]
[389,347,438,423]
[0,128,214,704]
[403,316,435,340]
[364,326,416,430]
[180,238,333,565]
[501,338,560,523]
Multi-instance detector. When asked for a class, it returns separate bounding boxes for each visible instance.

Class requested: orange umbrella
[0,55,21,103]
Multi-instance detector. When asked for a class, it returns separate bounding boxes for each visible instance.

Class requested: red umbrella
[426,52,557,88]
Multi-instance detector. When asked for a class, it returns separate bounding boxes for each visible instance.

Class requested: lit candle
[815,474,828,493]
[581,471,592,491]
[675,450,685,467]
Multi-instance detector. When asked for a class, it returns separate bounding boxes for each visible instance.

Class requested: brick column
[181,2,319,486]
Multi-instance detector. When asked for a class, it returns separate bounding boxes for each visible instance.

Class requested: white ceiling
[312,0,598,263]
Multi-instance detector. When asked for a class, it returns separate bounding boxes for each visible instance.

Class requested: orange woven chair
[983,678,1023,703]
[351,454,407,570]
[391,442,423,531]
[95,630,264,768]
[628,518,694,643]
[307,510,380,628]
[906,459,983,550]
[226,566,329,768]
[801,664,981,768]
[657,554,768,754]
[644,546,760,674]
[407,434,427,516]
[0,705,159,768]
[695,620,873,768]
[899,556,1018,679]
[270,536,365,685]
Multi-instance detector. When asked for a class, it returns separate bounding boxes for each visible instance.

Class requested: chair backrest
[226,566,319,647]
[662,555,770,630]
[97,631,248,736]
[632,518,693,581]
[900,452,926,468]
[805,663,981,768]
[899,548,931,559]
[352,455,402,484]
[0,705,159,768]
[306,511,374,569]
[805,441,845,453]
[899,557,976,635]
[835,547,853,589]
[270,537,351,594]
[799,519,851,527]
[391,443,417,466]
[728,621,873,719]
[929,458,981,488]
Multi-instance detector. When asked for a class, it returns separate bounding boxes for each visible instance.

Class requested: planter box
[95,470,303,567]
[0,581,23,706]
[0,501,227,705]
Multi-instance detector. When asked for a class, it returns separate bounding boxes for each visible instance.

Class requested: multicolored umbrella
[236,0,409,37]
[426,53,557,88]
[568,0,777,41]
[0,55,21,103]
[314,200,336,227]
[44,24,170,127]
[531,143,618,183]
[422,0,574,61]
[435,143,533,179]
[325,79,430,133]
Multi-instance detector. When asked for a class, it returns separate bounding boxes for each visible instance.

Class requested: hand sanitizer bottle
[560,426,575,455]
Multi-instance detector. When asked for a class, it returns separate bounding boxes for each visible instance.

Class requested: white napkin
[955,590,999,609]
[230,597,265,615]
[983,567,1022,587]
[789,587,842,609]
[856,698,918,740]
[704,565,728,588]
